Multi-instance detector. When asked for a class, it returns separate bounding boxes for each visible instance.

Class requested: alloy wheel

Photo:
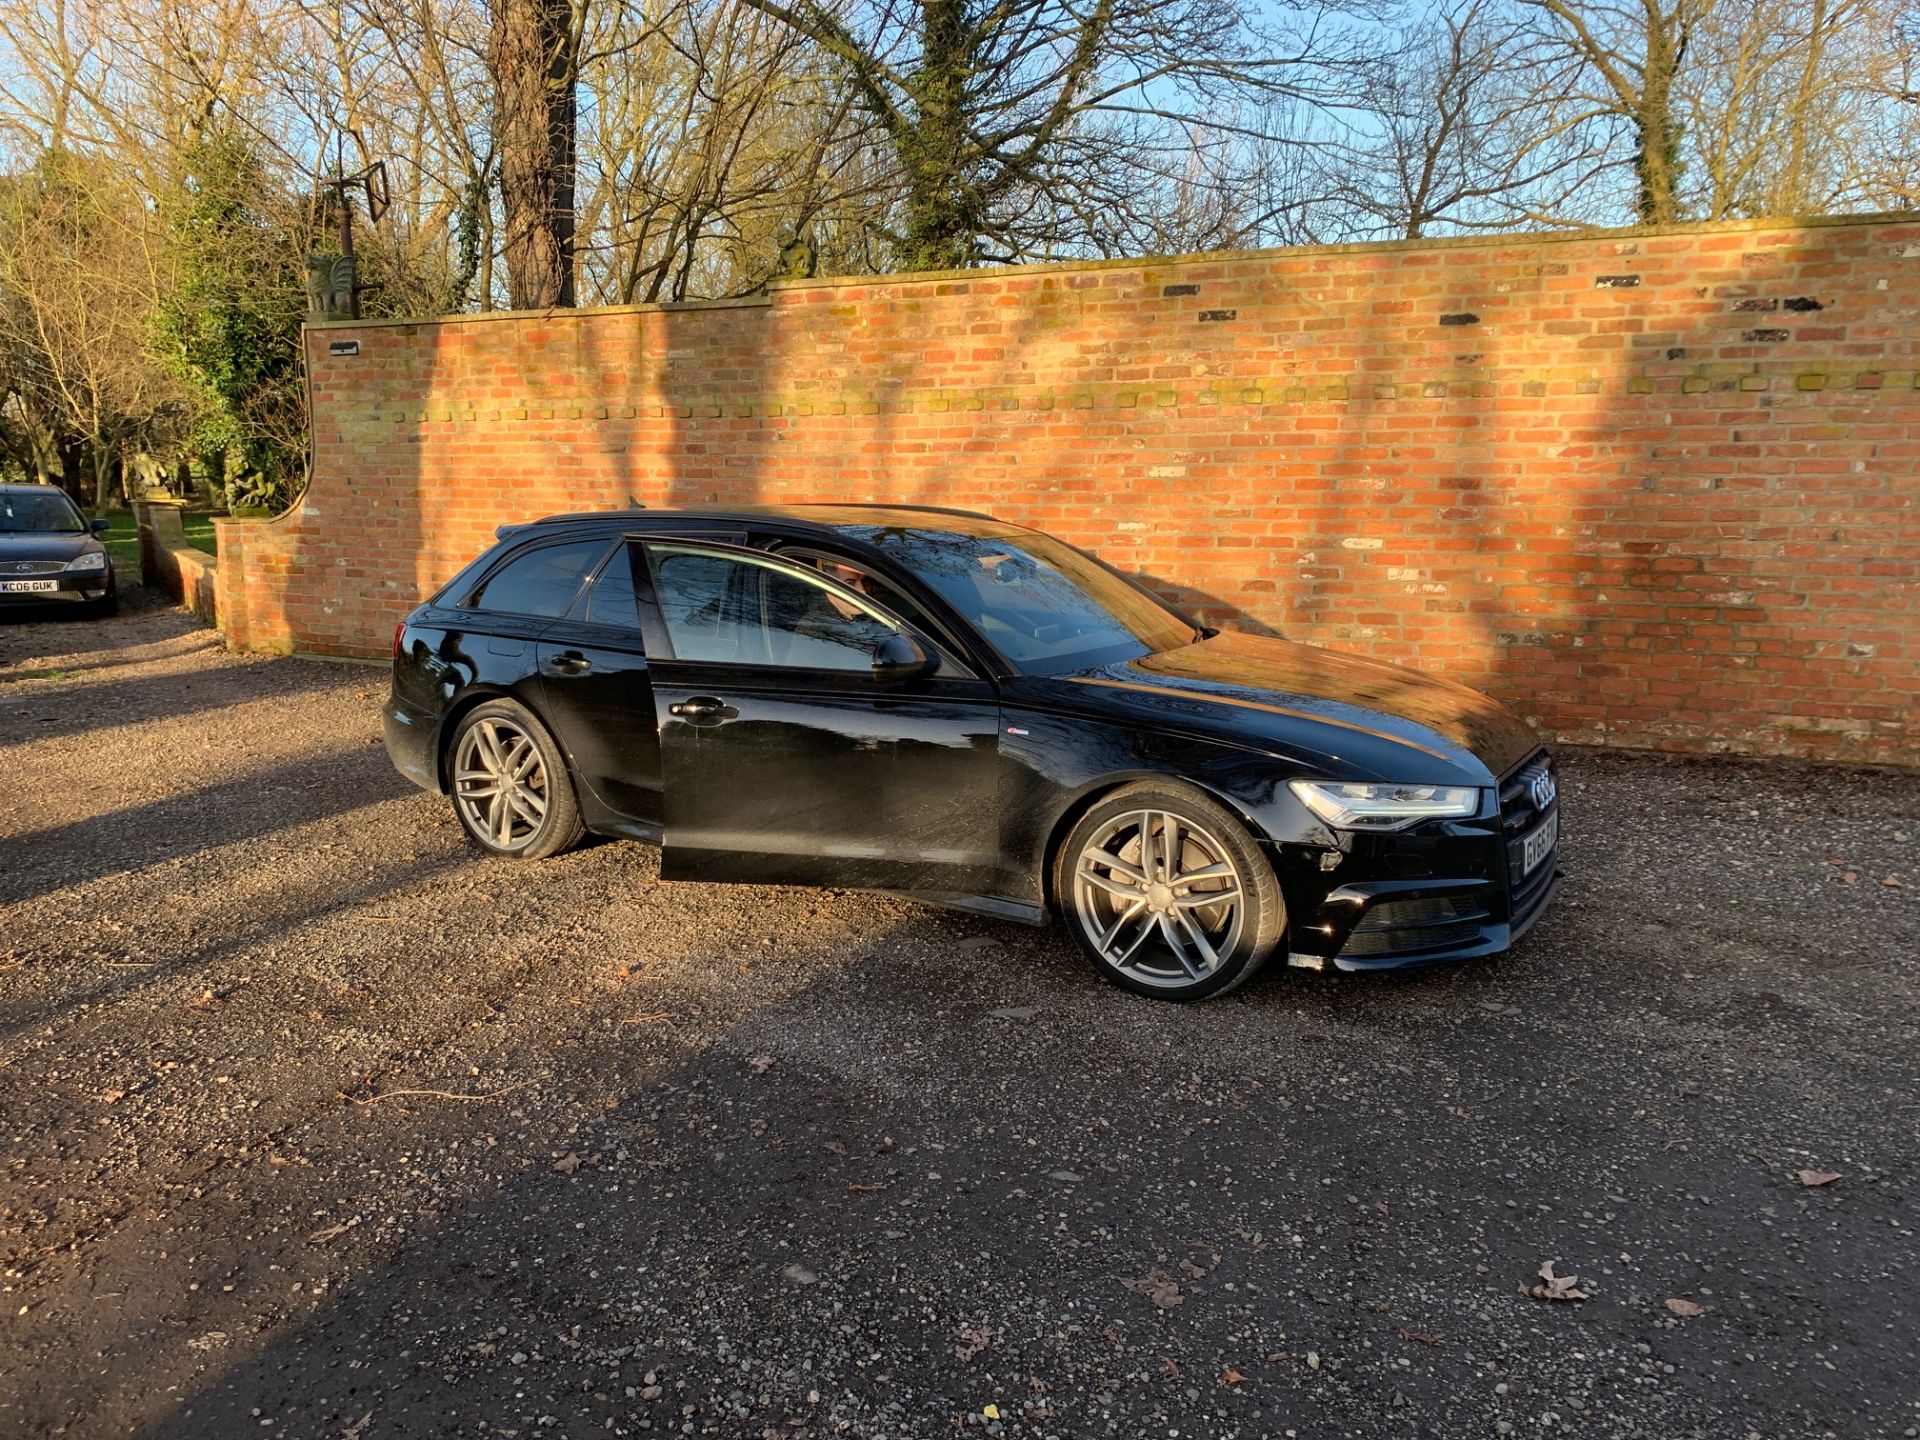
[1071,810,1245,989]
[453,717,551,852]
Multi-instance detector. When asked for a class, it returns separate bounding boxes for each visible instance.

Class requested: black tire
[1055,781,1286,1002]
[91,591,119,619]
[446,699,585,860]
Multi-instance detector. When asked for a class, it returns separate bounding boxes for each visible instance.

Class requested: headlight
[64,551,108,573]
[1289,779,1481,831]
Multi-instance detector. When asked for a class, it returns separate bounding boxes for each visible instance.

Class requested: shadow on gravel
[0,744,408,910]
[0,659,349,751]
[0,848,469,1045]
[0,628,223,682]
[127,906,1920,1440]
[0,588,202,657]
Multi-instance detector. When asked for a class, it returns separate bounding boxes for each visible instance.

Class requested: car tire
[91,590,118,618]
[447,699,585,860]
[1057,781,1286,1002]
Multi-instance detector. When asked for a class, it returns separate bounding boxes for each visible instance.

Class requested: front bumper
[0,574,112,606]
[1276,752,1563,972]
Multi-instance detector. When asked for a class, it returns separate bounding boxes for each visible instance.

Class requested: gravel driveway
[3,592,1917,1440]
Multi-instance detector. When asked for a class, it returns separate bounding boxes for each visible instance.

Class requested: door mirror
[871,631,935,682]
[90,517,111,535]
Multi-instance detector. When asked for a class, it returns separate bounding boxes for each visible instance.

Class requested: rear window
[471,539,610,618]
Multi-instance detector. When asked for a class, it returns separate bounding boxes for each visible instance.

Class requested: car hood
[1045,631,1541,783]
[0,532,97,564]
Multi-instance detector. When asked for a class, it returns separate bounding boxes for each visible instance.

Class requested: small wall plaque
[329,339,361,357]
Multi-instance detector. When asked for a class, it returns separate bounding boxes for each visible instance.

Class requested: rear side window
[582,544,643,630]
[471,539,609,618]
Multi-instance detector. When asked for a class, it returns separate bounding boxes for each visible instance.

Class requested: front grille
[1499,751,1557,833]
[1353,896,1483,931]
[1342,918,1485,957]
[1500,748,1560,920]
[1341,895,1490,957]
[1,560,64,576]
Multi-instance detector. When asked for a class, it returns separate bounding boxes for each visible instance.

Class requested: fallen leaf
[1220,1368,1248,1385]
[955,1327,991,1361]
[99,1089,125,1106]
[1665,1298,1705,1318]
[847,1183,889,1194]
[1796,1169,1841,1187]
[551,1152,582,1174]
[1160,1356,1180,1376]
[1883,874,1904,887]
[981,1404,1000,1421]
[1397,1327,1441,1347]
[1523,1260,1591,1302]
[823,1140,847,1155]
[1840,872,1858,885]
[748,1055,775,1074]
[1120,1269,1184,1310]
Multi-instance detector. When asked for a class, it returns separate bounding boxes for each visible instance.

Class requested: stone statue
[775,234,818,280]
[305,254,359,321]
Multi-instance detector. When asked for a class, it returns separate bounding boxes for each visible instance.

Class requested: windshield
[0,491,86,534]
[847,525,1199,673]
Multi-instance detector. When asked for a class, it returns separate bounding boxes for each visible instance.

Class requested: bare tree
[1518,0,1702,223]
[1326,0,1615,236]
[731,0,1373,269]
[0,153,190,506]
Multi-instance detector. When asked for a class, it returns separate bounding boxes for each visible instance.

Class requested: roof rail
[496,503,647,539]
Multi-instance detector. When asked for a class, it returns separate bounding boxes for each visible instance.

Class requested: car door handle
[670,696,738,722]
[547,651,592,675]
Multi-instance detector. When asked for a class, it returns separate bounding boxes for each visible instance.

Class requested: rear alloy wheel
[1060,783,1285,1001]
[448,700,584,860]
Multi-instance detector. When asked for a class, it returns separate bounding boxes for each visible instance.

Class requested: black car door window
[646,544,901,670]
[470,539,610,618]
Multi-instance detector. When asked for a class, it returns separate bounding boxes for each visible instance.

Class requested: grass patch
[97,509,219,576]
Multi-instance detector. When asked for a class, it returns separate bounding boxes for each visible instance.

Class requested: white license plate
[1521,809,1559,875]
[0,579,57,593]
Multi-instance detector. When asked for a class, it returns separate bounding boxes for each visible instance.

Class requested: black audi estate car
[0,485,117,616]
[384,505,1561,1000]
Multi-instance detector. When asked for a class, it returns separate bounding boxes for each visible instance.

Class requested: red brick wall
[218,214,1920,765]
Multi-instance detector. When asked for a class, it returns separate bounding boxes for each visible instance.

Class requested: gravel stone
[1,594,1916,1439]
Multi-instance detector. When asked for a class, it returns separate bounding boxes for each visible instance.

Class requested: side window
[777,548,932,633]
[471,539,609,619]
[646,544,901,670]
[582,543,642,630]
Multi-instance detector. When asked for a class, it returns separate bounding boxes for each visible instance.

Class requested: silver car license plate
[0,579,57,593]
[1521,809,1559,875]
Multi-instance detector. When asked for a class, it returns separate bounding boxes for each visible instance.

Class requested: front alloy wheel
[448,700,584,859]
[1061,783,1285,1001]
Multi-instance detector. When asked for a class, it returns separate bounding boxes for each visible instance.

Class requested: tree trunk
[490,0,581,308]
[897,0,977,270]
[1633,23,1685,223]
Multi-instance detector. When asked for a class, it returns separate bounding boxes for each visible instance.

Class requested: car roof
[498,503,1029,541]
